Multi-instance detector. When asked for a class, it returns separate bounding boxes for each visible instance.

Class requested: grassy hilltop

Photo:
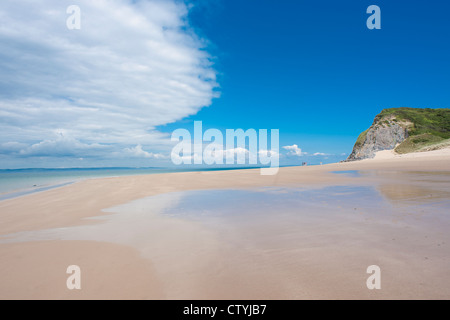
[379,107,450,153]
[348,107,450,160]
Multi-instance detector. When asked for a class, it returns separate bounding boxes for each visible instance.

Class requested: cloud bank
[0,0,217,167]
[282,144,304,156]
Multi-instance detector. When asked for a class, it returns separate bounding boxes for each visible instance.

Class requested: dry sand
[371,147,450,160]
[0,147,450,299]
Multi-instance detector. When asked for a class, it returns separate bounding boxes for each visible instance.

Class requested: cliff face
[346,118,408,161]
[347,108,450,161]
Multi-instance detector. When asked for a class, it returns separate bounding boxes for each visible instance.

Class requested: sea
[0,166,263,201]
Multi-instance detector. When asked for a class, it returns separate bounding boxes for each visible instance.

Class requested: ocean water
[0,166,264,200]
[0,168,172,195]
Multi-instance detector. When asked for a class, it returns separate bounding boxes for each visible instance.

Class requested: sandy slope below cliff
[371,146,450,160]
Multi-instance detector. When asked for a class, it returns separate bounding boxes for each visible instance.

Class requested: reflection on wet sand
[377,184,450,204]
[369,171,450,207]
[1,170,450,299]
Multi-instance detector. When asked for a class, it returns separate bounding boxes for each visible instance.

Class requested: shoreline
[1,146,449,202]
[0,181,76,202]
[1,148,450,299]
[1,148,450,235]
[0,165,305,202]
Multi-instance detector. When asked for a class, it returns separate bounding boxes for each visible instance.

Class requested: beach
[1,0,449,304]
[1,149,450,299]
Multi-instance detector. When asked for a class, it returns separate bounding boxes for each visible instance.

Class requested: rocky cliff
[346,108,450,161]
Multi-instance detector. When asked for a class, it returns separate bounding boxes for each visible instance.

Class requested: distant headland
[347,107,450,161]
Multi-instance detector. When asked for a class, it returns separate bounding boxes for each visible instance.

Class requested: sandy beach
[1,148,450,300]
[1,0,449,304]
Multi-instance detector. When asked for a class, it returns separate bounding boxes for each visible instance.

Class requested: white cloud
[172,151,202,164]
[0,141,28,153]
[125,145,166,159]
[258,149,278,157]
[178,147,250,163]
[313,152,329,156]
[0,0,217,165]
[17,132,109,157]
[223,147,249,159]
[282,144,304,156]
[173,146,280,165]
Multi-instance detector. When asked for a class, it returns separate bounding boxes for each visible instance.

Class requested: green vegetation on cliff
[374,108,450,154]
[348,107,450,159]
[378,107,450,138]
[354,129,369,148]
[395,133,447,154]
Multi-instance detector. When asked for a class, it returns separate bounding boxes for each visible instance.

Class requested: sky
[0,0,449,169]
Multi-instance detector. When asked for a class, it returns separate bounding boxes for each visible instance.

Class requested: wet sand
[0,241,164,299]
[0,149,450,299]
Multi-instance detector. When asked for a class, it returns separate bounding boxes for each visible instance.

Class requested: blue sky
[174,0,450,156]
[0,0,449,168]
